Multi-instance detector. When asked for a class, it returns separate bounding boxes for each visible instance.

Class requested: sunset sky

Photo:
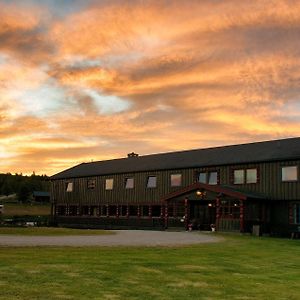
[0,0,300,176]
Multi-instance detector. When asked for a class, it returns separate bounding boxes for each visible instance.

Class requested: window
[129,205,138,216]
[66,182,73,192]
[246,169,257,183]
[105,178,114,190]
[147,176,157,188]
[141,206,149,217]
[219,199,240,219]
[234,170,244,184]
[198,172,207,184]
[171,174,182,187]
[198,171,218,185]
[125,178,134,189]
[233,168,258,184]
[152,205,161,217]
[282,166,298,182]
[69,206,78,216]
[292,204,300,224]
[109,205,117,216]
[208,172,218,185]
[87,179,96,189]
[120,205,128,216]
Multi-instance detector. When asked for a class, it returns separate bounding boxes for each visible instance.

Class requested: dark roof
[51,137,300,179]
[33,191,50,197]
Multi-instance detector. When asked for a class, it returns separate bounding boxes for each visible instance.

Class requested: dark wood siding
[51,159,300,205]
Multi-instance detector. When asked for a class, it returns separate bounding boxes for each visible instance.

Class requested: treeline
[0,173,50,202]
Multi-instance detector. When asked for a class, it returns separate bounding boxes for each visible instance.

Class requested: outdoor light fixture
[196,189,206,198]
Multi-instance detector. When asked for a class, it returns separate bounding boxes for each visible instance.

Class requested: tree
[17,183,31,203]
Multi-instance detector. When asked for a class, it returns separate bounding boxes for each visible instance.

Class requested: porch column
[164,203,168,229]
[216,197,220,230]
[240,200,244,233]
[184,197,189,231]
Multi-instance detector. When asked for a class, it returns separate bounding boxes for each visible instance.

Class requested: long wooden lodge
[50,137,300,236]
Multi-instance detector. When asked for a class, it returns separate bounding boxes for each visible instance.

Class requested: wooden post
[184,198,189,231]
[240,200,244,233]
[164,203,168,229]
[216,197,220,230]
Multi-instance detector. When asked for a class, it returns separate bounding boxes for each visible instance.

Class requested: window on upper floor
[208,172,218,185]
[147,176,157,188]
[125,178,134,189]
[105,178,114,190]
[198,171,218,185]
[198,172,207,184]
[234,169,244,184]
[246,169,257,184]
[66,182,73,192]
[282,166,298,182]
[234,168,258,184]
[171,174,182,187]
[87,179,96,189]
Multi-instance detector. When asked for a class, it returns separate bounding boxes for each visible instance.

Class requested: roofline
[50,156,300,180]
[160,182,254,201]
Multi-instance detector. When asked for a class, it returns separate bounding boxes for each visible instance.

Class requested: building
[33,191,50,202]
[50,137,300,236]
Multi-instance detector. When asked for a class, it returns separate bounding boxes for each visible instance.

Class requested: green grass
[0,227,114,236]
[2,203,50,216]
[0,234,299,299]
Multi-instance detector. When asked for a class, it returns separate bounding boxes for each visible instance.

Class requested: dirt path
[0,230,222,247]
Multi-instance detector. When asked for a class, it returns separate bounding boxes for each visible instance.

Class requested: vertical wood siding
[51,159,300,205]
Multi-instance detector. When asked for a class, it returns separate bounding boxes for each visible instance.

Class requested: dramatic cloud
[0,0,299,175]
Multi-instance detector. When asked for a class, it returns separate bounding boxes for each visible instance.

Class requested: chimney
[127,152,139,158]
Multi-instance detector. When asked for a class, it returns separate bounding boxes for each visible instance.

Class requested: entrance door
[189,202,216,230]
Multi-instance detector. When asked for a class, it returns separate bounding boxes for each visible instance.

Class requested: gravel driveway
[0,230,222,247]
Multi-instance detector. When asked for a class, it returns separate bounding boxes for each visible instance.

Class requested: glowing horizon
[0,0,299,176]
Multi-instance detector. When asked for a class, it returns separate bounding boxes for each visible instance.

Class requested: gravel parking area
[0,230,222,247]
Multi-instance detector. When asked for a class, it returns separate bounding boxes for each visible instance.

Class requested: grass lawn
[0,234,299,300]
[0,227,114,236]
[2,203,50,216]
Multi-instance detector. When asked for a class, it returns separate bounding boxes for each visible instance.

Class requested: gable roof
[160,182,264,201]
[51,137,300,179]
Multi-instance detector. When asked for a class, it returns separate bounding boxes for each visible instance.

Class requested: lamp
[196,189,206,198]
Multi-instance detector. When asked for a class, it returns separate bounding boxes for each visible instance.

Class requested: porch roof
[161,182,264,202]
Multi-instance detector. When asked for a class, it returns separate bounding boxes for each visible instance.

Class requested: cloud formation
[0,0,299,175]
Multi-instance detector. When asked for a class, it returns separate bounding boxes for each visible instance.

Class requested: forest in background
[0,173,50,202]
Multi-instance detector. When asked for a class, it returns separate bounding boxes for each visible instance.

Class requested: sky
[0,0,300,176]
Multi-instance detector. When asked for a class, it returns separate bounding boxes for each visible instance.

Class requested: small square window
[234,170,244,184]
[208,172,218,185]
[125,178,134,189]
[246,169,257,183]
[147,176,157,188]
[198,172,207,184]
[105,178,114,190]
[66,182,73,192]
[87,179,96,189]
[282,166,298,181]
[171,174,182,187]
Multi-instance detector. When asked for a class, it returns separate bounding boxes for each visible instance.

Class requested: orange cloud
[0,0,299,175]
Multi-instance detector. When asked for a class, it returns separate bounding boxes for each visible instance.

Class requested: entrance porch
[161,182,265,233]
